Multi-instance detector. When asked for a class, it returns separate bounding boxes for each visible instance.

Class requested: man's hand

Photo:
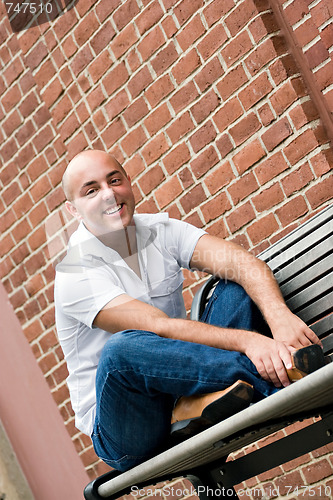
[244,335,293,388]
[267,306,322,351]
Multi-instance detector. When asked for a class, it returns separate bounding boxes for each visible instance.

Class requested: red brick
[321,23,333,51]
[230,112,261,146]
[141,133,169,166]
[247,213,279,244]
[216,64,248,100]
[284,0,309,24]
[121,126,147,156]
[204,161,235,195]
[311,0,333,26]
[281,163,314,196]
[139,165,166,196]
[123,97,149,128]
[180,184,207,214]
[145,104,172,136]
[172,49,201,84]
[162,143,191,175]
[74,11,99,46]
[305,40,329,69]
[151,41,178,76]
[253,183,284,212]
[195,57,224,93]
[213,98,243,132]
[170,81,199,114]
[113,0,139,30]
[102,61,129,95]
[191,91,220,125]
[270,79,302,116]
[203,0,234,27]
[96,0,121,22]
[111,23,138,59]
[262,117,292,151]
[89,50,113,84]
[101,118,126,148]
[216,134,234,158]
[71,45,94,76]
[179,167,194,190]
[306,176,333,209]
[310,150,333,176]
[136,0,164,35]
[174,0,204,26]
[294,18,319,47]
[4,85,21,113]
[233,139,266,175]
[162,15,178,38]
[255,152,289,185]
[284,129,319,165]
[127,65,153,99]
[189,121,217,154]
[228,0,258,33]
[24,41,48,70]
[166,112,195,144]
[197,24,228,61]
[13,193,34,218]
[155,176,183,209]
[276,196,308,226]
[176,14,205,51]
[226,202,256,233]
[125,154,145,179]
[202,192,232,223]
[90,21,115,55]
[245,38,278,76]
[269,53,299,86]
[239,72,273,110]
[302,459,333,484]
[137,26,165,61]
[228,172,259,204]
[145,75,174,107]
[190,146,219,179]
[221,31,253,68]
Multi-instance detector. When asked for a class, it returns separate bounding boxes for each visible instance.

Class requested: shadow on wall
[3,0,78,32]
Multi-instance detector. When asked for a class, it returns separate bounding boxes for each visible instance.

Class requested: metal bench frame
[84,204,333,499]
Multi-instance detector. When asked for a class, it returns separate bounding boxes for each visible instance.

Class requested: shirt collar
[66,213,169,263]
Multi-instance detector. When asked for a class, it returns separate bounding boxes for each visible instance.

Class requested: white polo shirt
[54,213,206,436]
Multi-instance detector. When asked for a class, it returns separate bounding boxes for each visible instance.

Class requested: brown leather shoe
[170,380,254,439]
[287,344,330,382]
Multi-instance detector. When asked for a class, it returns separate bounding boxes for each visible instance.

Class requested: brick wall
[0,0,332,491]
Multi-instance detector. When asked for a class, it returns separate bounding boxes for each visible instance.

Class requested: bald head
[62,150,126,201]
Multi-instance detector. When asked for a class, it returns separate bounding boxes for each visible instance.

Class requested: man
[55,150,323,471]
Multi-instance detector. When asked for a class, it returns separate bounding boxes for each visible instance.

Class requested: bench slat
[265,223,333,272]
[96,364,333,498]
[277,245,332,291]
[260,205,333,262]
[311,315,333,338]
[296,291,333,324]
[285,272,333,311]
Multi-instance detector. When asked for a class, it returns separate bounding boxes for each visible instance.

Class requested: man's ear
[65,200,82,221]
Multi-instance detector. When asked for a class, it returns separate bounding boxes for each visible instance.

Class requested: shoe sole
[170,381,254,439]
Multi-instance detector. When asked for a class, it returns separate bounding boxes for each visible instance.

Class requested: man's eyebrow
[79,170,123,191]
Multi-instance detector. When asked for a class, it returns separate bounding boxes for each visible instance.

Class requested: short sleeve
[55,263,126,328]
[164,219,206,269]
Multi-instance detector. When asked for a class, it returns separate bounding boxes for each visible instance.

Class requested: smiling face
[64,151,136,238]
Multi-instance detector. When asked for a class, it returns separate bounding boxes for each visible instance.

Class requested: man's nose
[101,185,115,201]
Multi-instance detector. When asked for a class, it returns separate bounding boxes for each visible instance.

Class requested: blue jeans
[92,280,278,471]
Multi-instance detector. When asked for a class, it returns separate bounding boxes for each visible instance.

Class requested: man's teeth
[105,205,122,215]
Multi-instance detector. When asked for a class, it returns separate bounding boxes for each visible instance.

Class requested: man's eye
[86,188,98,196]
[110,178,121,185]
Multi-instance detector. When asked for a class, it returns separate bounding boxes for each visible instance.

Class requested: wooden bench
[84,203,333,499]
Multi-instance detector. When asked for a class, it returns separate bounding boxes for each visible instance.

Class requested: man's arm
[94,293,292,388]
[190,234,321,350]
